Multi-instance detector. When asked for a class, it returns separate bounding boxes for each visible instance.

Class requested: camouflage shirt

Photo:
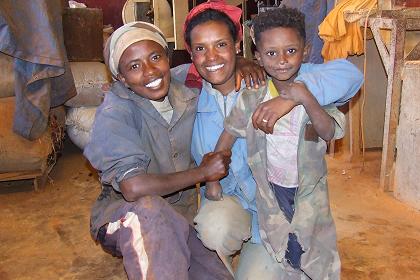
[224,85,345,279]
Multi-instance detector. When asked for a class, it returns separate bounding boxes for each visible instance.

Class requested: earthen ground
[1,140,419,279]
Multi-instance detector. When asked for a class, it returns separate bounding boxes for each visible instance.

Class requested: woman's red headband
[183,0,243,52]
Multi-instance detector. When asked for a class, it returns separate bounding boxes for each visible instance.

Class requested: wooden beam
[172,0,189,50]
[369,18,392,75]
[349,91,362,161]
[406,41,420,60]
[0,170,43,181]
[378,0,393,10]
[379,18,406,192]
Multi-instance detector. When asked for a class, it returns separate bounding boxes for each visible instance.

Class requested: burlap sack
[0,53,15,98]
[0,97,52,172]
[65,62,111,107]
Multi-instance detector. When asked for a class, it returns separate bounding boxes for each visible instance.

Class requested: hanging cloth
[0,0,76,140]
[318,0,377,61]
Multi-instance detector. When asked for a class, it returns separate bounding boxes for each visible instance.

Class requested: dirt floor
[0,139,419,280]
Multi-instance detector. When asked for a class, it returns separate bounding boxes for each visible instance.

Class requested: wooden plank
[394,61,420,210]
[378,0,393,10]
[349,91,362,161]
[381,8,420,18]
[152,0,174,40]
[379,18,406,192]
[226,0,243,6]
[362,9,420,192]
[406,18,420,29]
[172,0,189,50]
[0,170,43,182]
[369,18,391,75]
[242,24,253,59]
[406,41,420,60]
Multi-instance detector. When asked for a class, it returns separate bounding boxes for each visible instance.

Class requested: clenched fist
[199,150,232,182]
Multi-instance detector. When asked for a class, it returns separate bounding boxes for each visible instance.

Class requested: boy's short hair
[184,9,238,48]
[252,6,306,46]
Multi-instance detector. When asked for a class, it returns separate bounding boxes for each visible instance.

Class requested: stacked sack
[63,7,113,150]
[65,62,111,150]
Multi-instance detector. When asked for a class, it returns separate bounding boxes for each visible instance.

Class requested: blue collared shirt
[191,80,261,243]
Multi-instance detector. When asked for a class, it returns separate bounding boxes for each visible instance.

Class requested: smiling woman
[117,40,171,101]
[83,20,233,280]
[188,19,240,95]
[184,4,242,96]
[182,3,262,276]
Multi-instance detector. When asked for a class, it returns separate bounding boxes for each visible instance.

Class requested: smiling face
[117,40,170,101]
[189,20,240,95]
[255,27,307,87]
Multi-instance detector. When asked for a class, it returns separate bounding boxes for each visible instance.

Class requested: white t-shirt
[150,96,173,124]
[264,81,305,188]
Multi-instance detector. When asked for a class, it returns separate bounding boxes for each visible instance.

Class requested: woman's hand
[205,181,223,201]
[199,150,232,182]
[235,56,266,91]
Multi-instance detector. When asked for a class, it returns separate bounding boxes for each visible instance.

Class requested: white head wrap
[104,21,168,77]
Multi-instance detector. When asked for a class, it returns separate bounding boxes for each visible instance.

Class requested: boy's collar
[268,80,279,98]
[266,65,305,97]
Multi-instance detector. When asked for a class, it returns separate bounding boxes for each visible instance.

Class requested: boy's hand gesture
[252,96,296,134]
[205,181,223,201]
[252,82,313,134]
[280,81,312,105]
[199,150,232,182]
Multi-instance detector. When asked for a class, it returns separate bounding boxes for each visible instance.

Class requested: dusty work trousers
[98,196,232,280]
[195,195,307,280]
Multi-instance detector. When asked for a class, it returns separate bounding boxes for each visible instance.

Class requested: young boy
[84,21,233,280]
[214,7,346,279]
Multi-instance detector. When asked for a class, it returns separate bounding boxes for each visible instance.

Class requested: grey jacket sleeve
[84,97,150,191]
[170,63,191,84]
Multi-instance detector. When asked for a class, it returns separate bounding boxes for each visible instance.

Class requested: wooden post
[349,90,362,161]
[367,9,420,191]
[172,0,189,49]
[380,18,406,192]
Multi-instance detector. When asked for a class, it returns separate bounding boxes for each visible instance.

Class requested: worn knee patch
[130,196,170,219]
[194,196,251,255]
[236,242,286,280]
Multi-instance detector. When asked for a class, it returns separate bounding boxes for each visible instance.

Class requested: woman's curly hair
[252,6,306,45]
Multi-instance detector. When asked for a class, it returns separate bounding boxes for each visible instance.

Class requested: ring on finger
[262,119,268,123]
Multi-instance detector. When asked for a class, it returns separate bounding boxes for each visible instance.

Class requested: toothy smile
[145,78,162,88]
[206,64,224,72]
